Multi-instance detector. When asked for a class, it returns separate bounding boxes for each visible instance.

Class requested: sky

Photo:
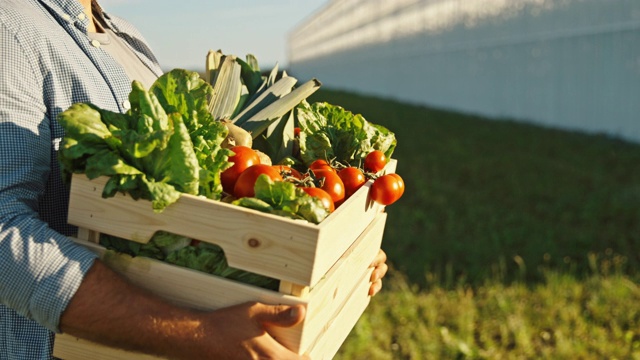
[99,0,328,71]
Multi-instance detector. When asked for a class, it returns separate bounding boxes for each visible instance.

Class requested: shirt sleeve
[0,20,99,333]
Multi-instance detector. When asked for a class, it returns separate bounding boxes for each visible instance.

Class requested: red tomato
[221,146,260,194]
[309,159,336,173]
[312,169,345,205]
[364,150,387,173]
[388,173,405,198]
[338,167,366,198]
[302,187,335,213]
[234,164,283,198]
[272,165,303,181]
[370,173,403,205]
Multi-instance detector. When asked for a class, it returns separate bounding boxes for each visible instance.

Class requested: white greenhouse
[288,0,640,143]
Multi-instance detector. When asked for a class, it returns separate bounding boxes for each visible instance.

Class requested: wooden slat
[307,269,374,360]
[279,281,310,297]
[297,213,386,352]
[76,227,100,243]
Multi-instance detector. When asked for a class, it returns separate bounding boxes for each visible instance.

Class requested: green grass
[306,89,640,359]
[338,268,640,359]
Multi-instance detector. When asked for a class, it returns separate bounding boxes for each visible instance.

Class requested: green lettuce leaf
[165,243,278,290]
[99,233,278,290]
[58,69,230,212]
[296,101,397,166]
[233,175,329,224]
[150,69,231,200]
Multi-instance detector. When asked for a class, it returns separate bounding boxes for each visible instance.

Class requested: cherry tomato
[302,187,335,213]
[234,164,283,198]
[370,173,403,205]
[364,150,387,173]
[272,165,303,181]
[309,159,336,173]
[338,167,366,198]
[312,169,345,205]
[221,146,260,194]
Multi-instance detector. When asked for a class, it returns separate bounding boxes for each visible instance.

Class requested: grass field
[306,89,640,359]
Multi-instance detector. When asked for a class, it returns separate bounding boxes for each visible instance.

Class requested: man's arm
[60,259,310,359]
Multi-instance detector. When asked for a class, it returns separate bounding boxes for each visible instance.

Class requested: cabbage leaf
[296,101,396,166]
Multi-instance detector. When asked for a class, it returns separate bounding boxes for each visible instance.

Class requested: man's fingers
[252,303,306,328]
[369,279,383,296]
[370,249,387,267]
[368,249,389,296]
[370,262,388,283]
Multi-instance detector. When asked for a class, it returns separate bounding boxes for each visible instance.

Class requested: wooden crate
[53,160,396,359]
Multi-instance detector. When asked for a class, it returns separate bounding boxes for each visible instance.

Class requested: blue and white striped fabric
[0,0,163,358]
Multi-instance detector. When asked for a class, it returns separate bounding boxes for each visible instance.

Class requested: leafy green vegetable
[252,108,297,165]
[99,234,165,260]
[232,175,330,224]
[150,69,231,199]
[150,231,192,256]
[99,232,278,290]
[58,69,231,212]
[165,243,278,290]
[231,197,274,213]
[296,100,397,166]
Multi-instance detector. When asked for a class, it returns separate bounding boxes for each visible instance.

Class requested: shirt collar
[38,0,112,32]
[40,0,87,21]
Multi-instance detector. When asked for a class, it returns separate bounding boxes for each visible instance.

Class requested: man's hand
[196,302,309,360]
[369,249,389,296]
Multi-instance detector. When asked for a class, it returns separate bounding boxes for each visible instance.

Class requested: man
[0,0,388,359]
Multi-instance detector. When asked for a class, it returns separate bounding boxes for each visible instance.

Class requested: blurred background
[289,0,640,143]
[102,0,640,358]
[100,0,326,69]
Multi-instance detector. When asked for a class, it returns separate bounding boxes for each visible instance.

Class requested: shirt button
[77,13,86,20]
[62,14,71,21]
[122,100,131,110]
[91,39,101,48]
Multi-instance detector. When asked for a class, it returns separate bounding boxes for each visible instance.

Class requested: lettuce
[150,70,230,199]
[58,69,230,212]
[296,101,396,166]
[232,175,330,224]
[165,243,278,290]
[99,232,279,290]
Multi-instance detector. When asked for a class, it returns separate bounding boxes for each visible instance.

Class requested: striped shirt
[0,0,163,358]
